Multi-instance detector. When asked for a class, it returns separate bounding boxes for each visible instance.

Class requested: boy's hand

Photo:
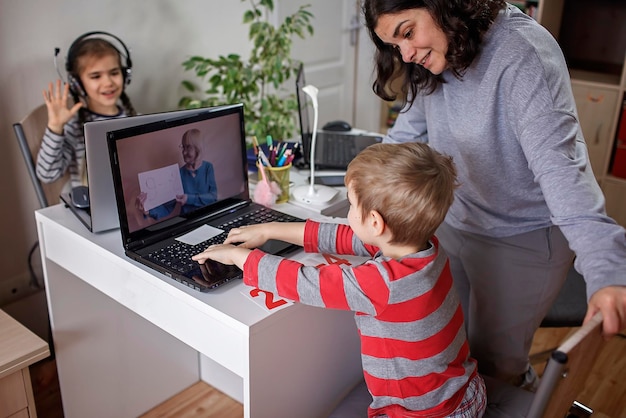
[224,224,272,249]
[192,244,251,269]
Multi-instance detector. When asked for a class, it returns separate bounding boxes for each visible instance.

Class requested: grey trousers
[436,223,575,382]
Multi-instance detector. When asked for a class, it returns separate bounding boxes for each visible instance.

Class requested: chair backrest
[527,311,605,418]
[484,311,606,418]
[540,264,587,328]
[13,104,70,208]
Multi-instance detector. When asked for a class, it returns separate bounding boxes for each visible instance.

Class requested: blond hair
[345,142,457,247]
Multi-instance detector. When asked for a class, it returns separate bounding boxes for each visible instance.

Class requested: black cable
[27,241,43,289]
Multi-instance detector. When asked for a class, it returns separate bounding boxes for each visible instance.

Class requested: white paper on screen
[138,163,184,211]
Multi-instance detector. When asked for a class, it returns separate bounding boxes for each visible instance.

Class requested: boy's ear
[369,210,386,236]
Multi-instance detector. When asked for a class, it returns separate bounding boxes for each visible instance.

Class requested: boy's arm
[193,222,307,267]
[245,251,390,315]
[311,222,379,257]
[224,222,306,248]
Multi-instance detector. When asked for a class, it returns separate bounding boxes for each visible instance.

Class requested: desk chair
[14,104,69,288]
[327,312,607,418]
[542,264,587,328]
[530,264,588,367]
[13,104,68,358]
[13,104,69,209]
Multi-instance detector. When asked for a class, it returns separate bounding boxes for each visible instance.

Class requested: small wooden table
[0,309,50,418]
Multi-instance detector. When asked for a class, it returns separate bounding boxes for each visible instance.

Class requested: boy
[193,142,485,417]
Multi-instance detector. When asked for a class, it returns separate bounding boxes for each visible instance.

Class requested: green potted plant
[178,0,314,141]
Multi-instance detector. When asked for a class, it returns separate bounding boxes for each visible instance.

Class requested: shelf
[556,0,626,85]
[569,70,622,88]
[604,175,626,185]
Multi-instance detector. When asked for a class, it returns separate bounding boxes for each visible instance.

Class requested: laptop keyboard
[145,206,301,275]
[321,134,354,167]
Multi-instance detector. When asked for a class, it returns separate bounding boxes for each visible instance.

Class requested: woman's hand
[586,285,626,338]
[176,194,188,205]
[42,79,83,134]
[135,192,148,215]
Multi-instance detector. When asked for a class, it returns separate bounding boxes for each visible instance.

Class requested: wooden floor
[529,328,626,418]
[31,328,626,418]
[139,381,242,418]
[30,356,64,418]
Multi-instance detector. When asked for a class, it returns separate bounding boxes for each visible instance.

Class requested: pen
[258,147,272,167]
[277,149,293,166]
[284,153,295,166]
[251,136,260,156]
[276,142,288,161]
[270,147,277,166]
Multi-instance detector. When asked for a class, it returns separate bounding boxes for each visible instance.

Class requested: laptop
[295,63,383,170]
[61,108,209,233]
[106,103,303,292]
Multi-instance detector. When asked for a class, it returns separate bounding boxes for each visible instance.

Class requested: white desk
[36,201,362,418]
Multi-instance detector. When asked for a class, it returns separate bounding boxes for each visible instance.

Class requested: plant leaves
[179,1,314,140]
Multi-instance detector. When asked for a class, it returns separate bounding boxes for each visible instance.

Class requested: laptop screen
[107,104,248,241]
[84,108,206,233]
[296,63,311,138]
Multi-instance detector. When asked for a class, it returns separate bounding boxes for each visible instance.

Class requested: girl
[36,32,137,191]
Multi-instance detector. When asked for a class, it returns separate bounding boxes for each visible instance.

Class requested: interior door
[281,0,381,133]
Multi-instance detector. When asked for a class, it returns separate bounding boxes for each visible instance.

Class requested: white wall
[0,1,255,305]
[0,0,379,306]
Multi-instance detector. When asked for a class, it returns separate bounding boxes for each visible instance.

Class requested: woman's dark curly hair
[362,0,505,106]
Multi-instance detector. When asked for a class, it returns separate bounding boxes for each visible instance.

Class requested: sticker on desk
[243,288,293,312]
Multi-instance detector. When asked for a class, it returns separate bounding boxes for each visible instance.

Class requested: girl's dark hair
[69,38,137,124]
[362,0,505,106]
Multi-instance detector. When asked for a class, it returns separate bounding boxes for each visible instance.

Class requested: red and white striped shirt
[243,220,479,417]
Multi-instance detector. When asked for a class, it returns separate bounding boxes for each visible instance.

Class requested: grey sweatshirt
[385,5,626,298]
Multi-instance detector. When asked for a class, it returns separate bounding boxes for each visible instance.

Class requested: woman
[362,0,626,389]
[137,128,217,220]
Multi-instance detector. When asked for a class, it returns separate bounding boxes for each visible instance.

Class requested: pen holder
[258,163,292,204]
